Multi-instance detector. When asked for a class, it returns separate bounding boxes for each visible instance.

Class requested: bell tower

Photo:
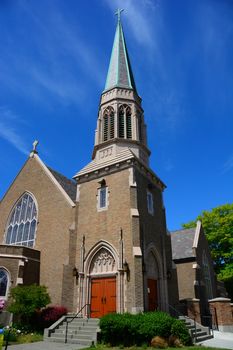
[74,12,178,317]
[93,11,150,166]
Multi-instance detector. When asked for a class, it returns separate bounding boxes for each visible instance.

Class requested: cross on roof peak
[32,140,39,154]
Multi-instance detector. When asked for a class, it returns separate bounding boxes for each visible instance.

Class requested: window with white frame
[147,190,154,215]
[97,180,108,211]
[0,268,9,298]
[5,192,38,248]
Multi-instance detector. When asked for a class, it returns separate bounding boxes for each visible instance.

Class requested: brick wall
[0,156,75,310]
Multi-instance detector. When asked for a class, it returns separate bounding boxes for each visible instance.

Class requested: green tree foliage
[8,285,51,324]
[182,203,233,298]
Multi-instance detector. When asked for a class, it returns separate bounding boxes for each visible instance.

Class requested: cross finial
[115,8,124,22]
[32,140,39,154]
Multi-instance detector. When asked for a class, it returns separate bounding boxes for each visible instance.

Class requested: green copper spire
[104,10,137,92]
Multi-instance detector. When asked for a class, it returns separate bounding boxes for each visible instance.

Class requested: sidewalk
[200,330,233,349]
[6,341,87,350]
[6,330,233,350]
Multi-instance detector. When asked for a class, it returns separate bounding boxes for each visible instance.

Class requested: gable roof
[31,153,76,207]
[47,167,76,202]
[171,228,196,260]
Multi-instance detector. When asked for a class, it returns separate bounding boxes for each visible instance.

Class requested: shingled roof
[171,228,196,261]
[48,167,76,202]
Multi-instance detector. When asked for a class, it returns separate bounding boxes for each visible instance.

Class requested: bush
[40,306,67,328]
[28,305,67,331]
[8,284,51,326]
[99,312,192,346]
[171,319,192,346]
[7,285,51,331]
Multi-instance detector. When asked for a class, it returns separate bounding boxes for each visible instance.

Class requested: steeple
[104,10,137,93]
[91,11,150,167]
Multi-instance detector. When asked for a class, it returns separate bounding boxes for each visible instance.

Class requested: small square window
[147,191,154,215]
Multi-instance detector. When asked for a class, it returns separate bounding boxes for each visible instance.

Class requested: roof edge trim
[31,153,75,207]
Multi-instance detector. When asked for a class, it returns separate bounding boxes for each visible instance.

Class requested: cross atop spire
[115,8,124,22]
[104,10,137,93]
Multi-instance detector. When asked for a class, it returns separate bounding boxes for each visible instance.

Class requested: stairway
[44,316,99,346]
[179,316,213,343]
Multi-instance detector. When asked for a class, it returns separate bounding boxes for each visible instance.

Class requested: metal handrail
[164,302,215,341]
[162,303,198,343]
[65,303,91,343]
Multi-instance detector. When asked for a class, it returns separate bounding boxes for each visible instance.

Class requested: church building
[0,14,179,319]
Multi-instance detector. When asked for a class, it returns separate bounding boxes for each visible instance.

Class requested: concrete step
[178,315,213,344]
[66,318,99,324]
[51,332,94,340]
[46,337,92,345]
[45,317,99,345]
[194,331,209,337]
[195,334,213,343]
[55,329,95,336]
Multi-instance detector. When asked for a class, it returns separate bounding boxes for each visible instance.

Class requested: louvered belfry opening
[118,105,124,138]
[118,104,132,139]
[126,106,132,139]
[103,107,115,142]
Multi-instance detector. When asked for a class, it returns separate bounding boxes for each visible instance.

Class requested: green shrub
[99,312,192,346]
[7,285,51,328]
[171,319,192,346]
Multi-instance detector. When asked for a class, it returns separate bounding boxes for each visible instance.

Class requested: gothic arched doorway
[89,247,117,318]
[146,251,160,311]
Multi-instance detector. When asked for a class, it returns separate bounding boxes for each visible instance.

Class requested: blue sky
[0,0,233,230]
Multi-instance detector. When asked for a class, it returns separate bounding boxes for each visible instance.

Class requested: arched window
[118,105,125,138]
[126,106,132,139]
[118,104,132,139]
[202,251,213,299]
[5,193,38,248]
[97,179,108,211]
[0,268,9,298]
[103,107,114,141]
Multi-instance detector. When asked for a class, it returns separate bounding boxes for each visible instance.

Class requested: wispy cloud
[0,1,105,108]
[0,107,28,155]
[222,154,233,174]
[104,0,157,49]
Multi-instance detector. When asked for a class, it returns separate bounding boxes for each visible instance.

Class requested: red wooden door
[91,277,116,318]
[147,279,158,311]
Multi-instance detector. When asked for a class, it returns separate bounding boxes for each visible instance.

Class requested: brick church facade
[1,15,220,322]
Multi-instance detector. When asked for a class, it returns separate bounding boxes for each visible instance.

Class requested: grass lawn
[3,332,43,346]
[85,345,231,350]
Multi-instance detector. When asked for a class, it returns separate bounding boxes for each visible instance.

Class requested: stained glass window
[0,269,8,297]
[5,193,38,248]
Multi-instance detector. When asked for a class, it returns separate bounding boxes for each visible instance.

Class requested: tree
[182,203,233,299]
[8,284,51,325]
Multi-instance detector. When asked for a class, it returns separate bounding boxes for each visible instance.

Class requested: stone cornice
[101,86,142,108]
[92,138,150,160]
[75,153,166,191]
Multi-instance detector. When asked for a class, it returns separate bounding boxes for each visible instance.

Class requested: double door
[91,277,116,318]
